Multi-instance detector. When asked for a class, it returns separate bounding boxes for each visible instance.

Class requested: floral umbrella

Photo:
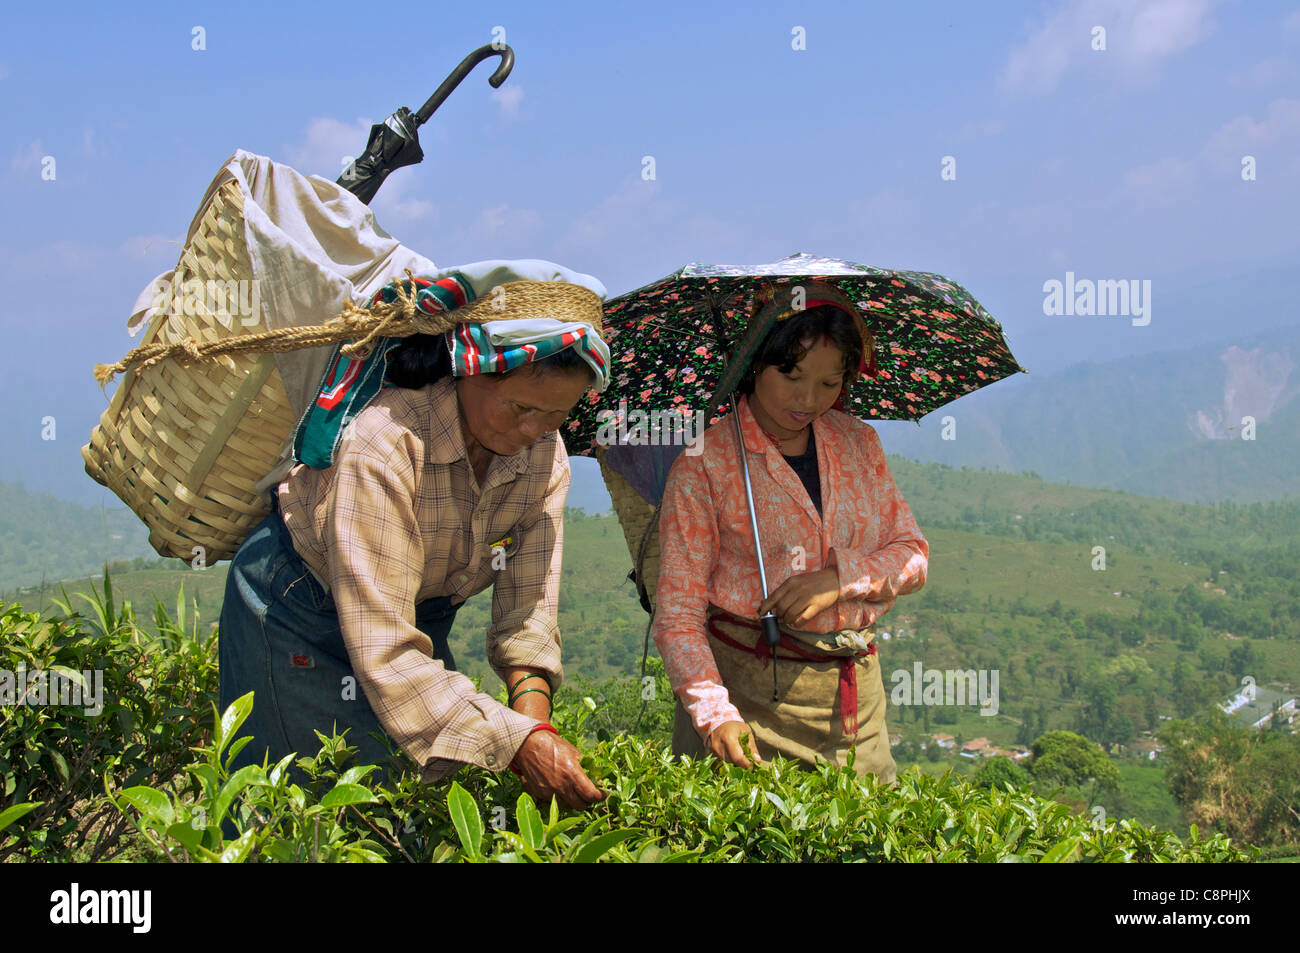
[562,252,1026,463]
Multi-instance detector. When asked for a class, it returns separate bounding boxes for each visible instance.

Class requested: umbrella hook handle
[414,43,515,126]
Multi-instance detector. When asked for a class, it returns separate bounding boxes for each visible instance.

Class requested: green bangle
[509,672,552,696]
[509,687,553,711]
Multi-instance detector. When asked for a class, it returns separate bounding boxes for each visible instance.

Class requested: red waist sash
[705,608,876,737]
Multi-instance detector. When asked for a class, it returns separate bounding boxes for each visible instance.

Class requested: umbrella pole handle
[760,613,782,701]
[732,389,783,704]
[414,44,515,126]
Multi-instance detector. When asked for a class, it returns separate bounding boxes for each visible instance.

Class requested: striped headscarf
[449,318,609,389]
[293,268,608,469]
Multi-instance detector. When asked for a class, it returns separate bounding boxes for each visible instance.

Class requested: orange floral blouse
[651,394,929,740]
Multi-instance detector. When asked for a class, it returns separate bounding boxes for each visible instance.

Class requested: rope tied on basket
[92,269,447,386]
[94,270,609,387]
[336,271,428,358]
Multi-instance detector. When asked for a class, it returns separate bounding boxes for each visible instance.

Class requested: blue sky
[1,0,1298,503]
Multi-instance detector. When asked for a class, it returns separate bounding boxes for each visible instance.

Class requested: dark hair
[385,333,596,389]
[737,305,864,395]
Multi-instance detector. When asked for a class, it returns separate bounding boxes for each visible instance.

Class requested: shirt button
[457,573,469,584]
[485,754,497,767]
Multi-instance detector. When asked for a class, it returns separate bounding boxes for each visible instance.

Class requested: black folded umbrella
[336,43,514,205]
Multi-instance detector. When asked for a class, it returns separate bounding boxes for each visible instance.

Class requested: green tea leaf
[338,765,379,786]
[764,791,789,816]
[218,828,257,863]
[543,815,585,848]
[0,801,42,834]
[47,749,69,785]
[213,764,266,826]
[119,786,174,826]
[571,828,639,864]
[48,665,88,693]
[1041,837,1082,863]
[165,821,203,853]
[447,782,484,859]
[516,793,544,850]
[320,783,380,809]
[215,693,255,761]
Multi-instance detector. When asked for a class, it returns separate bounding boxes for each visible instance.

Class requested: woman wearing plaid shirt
[219,266,608,809]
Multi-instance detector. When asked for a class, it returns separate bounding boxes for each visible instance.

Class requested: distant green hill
[0,482,159,594]
[872,324,1300,505]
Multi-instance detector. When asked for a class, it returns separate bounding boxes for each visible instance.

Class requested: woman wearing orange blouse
[651,304,929,779]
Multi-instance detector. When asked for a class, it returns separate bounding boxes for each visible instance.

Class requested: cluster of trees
[969,719,1300,854]
[1159,711,1300,850]
[971,730,1120,798]
[1133,585,1287,644]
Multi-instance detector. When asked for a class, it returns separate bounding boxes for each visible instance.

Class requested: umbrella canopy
[563,252,1027,463]
[572,252,1027,630]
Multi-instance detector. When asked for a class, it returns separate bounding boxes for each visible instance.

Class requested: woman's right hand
[706,720,764,769]
[511,731,605,810]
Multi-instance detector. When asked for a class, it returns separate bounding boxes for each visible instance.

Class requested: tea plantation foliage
[0,582,1250,863]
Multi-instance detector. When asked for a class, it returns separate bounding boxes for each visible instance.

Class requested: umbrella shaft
[731,394,772,598]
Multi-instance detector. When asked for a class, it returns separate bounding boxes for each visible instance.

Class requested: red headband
[802,296,877,411]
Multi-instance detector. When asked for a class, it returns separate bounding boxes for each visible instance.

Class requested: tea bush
[104,692,1249,863]
[0,578,217,860]
[0,584,1253,862]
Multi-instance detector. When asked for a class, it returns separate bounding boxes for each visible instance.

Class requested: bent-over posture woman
[219,265,608,808]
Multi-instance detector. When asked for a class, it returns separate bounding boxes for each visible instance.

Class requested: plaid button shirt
[277,376,568,782]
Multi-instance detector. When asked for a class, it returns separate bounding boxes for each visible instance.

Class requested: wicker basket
[83,174,609,563]
[595,447,663,612]
[82,179,297,562]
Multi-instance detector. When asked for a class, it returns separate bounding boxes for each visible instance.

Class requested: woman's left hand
[757,567,840,628]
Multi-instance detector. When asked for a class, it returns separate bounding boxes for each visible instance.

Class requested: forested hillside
[871,323,1300,505]
[0,483,158,593]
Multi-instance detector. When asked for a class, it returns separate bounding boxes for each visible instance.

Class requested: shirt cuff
[488,630,563,694]
[682,680,743,741]
[832,543,928,603]
[418,700,538,783]
[860,597,898,627]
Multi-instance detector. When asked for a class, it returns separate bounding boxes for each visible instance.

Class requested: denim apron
[218,493,460,784]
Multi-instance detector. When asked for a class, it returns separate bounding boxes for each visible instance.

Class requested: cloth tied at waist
[704,606,876,738]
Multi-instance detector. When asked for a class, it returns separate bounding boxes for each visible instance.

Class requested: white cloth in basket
[126,148,440,428]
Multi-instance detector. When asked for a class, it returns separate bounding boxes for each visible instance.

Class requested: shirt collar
[737,392,829,456]
[737,393,769,455]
